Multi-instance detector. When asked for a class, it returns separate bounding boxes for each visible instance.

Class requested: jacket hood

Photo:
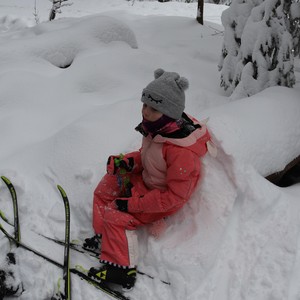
[136,114,211,157]
[153,123,211,157]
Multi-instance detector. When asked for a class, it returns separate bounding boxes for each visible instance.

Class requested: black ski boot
[83,234,101,253]
[88,264,137,291]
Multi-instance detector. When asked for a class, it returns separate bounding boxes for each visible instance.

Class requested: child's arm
[123,150,143,174]
[127,146,201,215]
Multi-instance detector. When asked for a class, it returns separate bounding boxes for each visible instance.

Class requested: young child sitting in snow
[85,68,212,290]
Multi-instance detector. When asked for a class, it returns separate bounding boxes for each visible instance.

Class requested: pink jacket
[125,116,211,224]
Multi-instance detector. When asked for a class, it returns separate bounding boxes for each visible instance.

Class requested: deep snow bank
[200,86,300,177]
[138,144,300,300]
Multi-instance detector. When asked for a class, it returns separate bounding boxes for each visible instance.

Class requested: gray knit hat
[141,68,189,119]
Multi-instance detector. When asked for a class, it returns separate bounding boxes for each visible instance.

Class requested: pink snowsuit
[93,116,211,267]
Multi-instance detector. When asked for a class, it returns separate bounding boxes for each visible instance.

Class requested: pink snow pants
[93,173,149,268]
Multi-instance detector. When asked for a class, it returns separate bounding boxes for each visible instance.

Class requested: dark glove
[115,199,128,212]
[107,155,134,175]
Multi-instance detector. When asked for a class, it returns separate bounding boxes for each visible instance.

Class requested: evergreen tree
[286,0,300,57]
[219,0,295,99]
[218,0,262,96]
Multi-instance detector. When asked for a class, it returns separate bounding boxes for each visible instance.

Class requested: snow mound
[137,144,300,300]
[201,86,300,177]
[0,15,28,32]
[0,15,138,68]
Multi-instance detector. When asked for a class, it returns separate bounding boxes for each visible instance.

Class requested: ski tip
[57,185,67,198]
[1,176,11,184]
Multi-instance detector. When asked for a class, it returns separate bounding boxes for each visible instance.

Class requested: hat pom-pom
[177,77,189,91]
[154,68,165,79]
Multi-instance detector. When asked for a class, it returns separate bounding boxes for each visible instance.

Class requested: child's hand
[106,155,119,174]
[106,155,134,175]
[115,199,128,212]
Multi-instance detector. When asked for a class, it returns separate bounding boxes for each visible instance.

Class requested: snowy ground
[0,1,300,300]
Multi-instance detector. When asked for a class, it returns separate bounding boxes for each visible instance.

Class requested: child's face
[142,103,163,122]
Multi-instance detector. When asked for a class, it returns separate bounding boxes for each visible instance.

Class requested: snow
[0,1,299,300]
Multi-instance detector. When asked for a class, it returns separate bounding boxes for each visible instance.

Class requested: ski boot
[83,234,102,253]
[88,264,137,291]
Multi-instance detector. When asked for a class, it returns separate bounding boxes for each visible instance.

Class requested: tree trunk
[49,9,56,21]
[197,0,204,25]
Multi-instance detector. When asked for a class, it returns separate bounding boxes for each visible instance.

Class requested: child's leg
[93,172,145,266]
[100,208,141,267]
[93,174,120,234]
